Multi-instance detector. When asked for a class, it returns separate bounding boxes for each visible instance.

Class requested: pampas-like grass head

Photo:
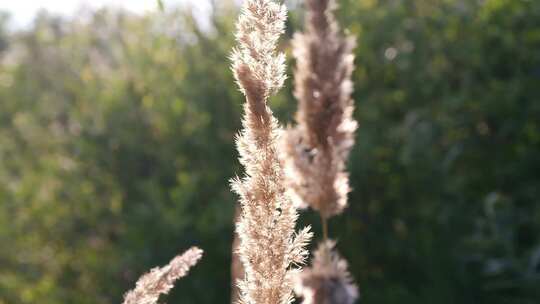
[294,241,359,304]
[122,247,203,304]
[282,0,357,219]
[230,1,313,304]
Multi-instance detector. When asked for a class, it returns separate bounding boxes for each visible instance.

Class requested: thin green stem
[321,215,328,242]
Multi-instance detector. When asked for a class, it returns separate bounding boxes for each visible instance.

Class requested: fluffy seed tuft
[294,241,359,304]
[282,0,358,219]
[231,1,313,304]
[122,247,203,304]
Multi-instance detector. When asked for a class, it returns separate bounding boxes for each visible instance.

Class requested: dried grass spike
[294,241,359,304]
[282,0,358,218]
[231,1,313,304]
[122,247,203,304]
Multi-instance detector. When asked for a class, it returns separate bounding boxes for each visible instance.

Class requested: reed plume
[282,1,360,302]
[294,241,358,304]
[230,1,313,303]
[122,247,203,304]
[282,0,357,219]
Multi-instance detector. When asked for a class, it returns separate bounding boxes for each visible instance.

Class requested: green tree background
[0,0,539,303]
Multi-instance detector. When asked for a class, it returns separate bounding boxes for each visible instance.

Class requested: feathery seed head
[231,1,312,304]
[122,247,203,304]
[294,241,359,304]
[282,0,358,218]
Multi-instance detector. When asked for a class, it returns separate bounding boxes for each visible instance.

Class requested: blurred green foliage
[0,0,539,303]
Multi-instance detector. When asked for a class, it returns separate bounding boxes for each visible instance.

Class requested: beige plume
[294,241,359,304]
[282,0,357,219]
[230,1,313,304]
[122,247,203,304]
